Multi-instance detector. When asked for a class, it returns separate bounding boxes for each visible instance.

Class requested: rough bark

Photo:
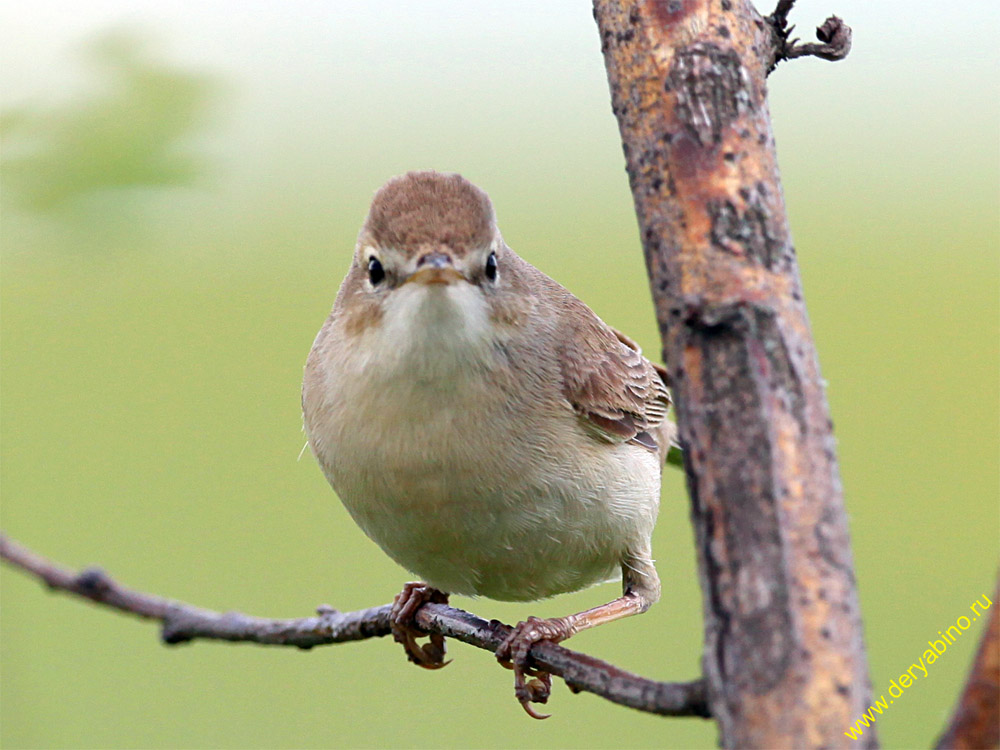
[1,1,875,740]
[591,1,872,747]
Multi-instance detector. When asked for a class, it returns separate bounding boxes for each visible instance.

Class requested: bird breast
[303,283,660,601]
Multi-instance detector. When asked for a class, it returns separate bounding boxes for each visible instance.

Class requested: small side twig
[768,0,852,72]
[0,534,709,718]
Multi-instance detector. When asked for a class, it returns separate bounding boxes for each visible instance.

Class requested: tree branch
[2,1,863,736]
[0,534,709,718]
[592,0,870,747]
[767,0,852,71]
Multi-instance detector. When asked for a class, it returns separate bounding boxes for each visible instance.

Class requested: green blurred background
[1,1,997,748]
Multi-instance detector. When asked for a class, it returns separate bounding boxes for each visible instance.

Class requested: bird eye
[368,257,385,286]
[484,251,498,282]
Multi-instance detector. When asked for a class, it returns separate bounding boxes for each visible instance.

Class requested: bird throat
[375,282,494,380]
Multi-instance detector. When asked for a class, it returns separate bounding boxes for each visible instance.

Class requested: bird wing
[558,313,673,454]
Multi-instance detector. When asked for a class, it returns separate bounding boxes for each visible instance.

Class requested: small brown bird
[302,171,675,717]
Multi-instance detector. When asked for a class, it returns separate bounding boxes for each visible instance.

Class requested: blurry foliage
[1,29,220,214]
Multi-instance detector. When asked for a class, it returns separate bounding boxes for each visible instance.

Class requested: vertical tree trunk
[592,1,875,747]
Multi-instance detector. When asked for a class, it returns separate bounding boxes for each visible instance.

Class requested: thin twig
[767,0,852,72]
[0,534,709,718]
[770,0,796,28]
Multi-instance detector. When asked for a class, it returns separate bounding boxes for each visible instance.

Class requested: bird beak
[405,252,464,286]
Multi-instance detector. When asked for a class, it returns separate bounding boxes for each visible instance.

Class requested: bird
[302,170,675,718]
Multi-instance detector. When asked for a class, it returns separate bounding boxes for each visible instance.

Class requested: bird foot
[390,582,451,669]
[495,615,574,719]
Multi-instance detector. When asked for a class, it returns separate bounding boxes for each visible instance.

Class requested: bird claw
[390,582,450,669]
[516,672,553,719]
[495,616,573,719]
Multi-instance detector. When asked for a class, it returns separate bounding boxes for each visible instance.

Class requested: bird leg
[495,587,654,719]
[390,582,450,669]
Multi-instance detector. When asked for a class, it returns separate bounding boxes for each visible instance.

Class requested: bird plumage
[302,171,674,714]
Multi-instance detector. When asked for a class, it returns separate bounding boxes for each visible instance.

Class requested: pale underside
[303,263,667,602]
